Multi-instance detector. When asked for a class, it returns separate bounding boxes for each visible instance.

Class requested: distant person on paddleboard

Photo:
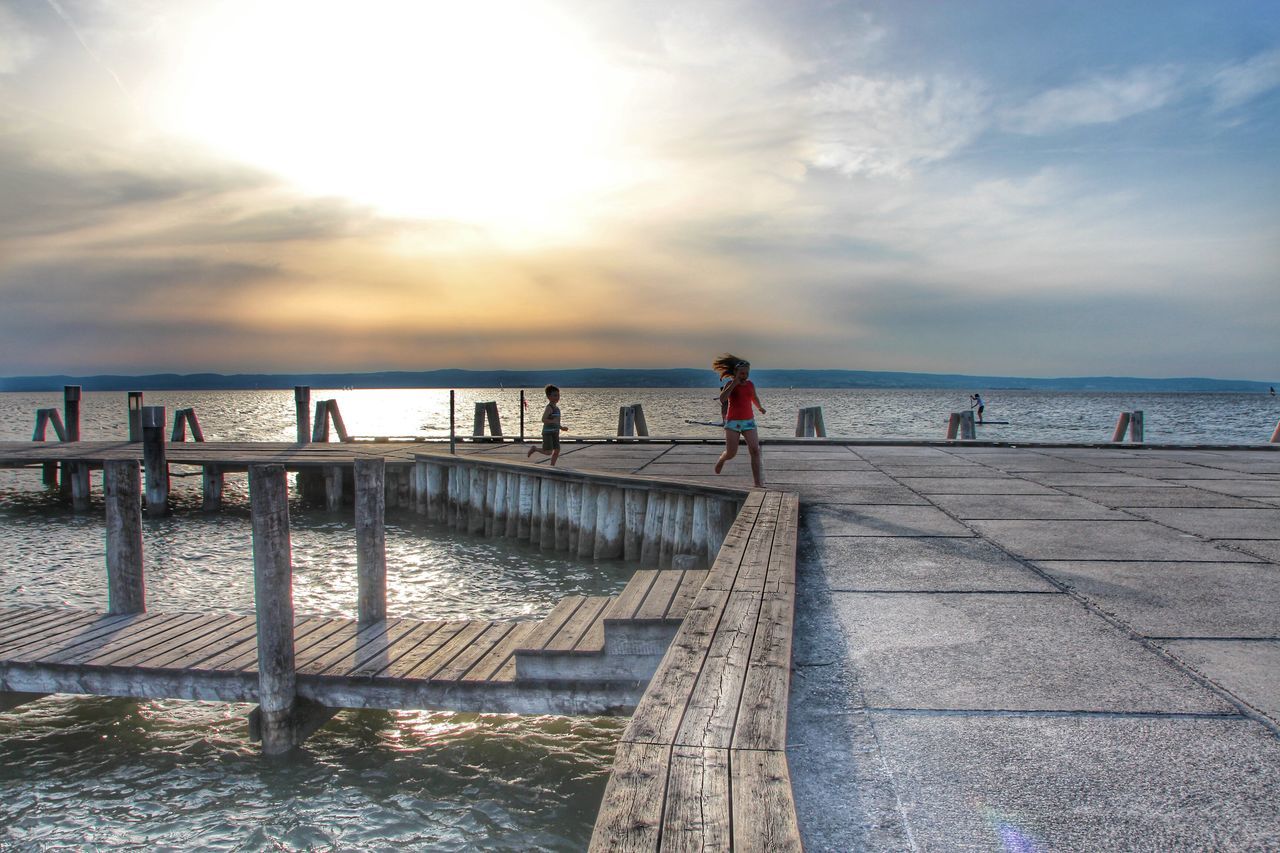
[970,393,985,424]
[712,354,767,487]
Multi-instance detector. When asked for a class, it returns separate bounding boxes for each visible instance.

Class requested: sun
[158,0,632,242]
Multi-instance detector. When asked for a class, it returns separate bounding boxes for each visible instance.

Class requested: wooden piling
[248,464,299,754]
[62,386,88,508]
[705,498,726,566]
[324,465,343,511]
[1112,412,1132,443]
[486,401,503,440]
[623,489,646,562]
[504,473,520,537]
[327,400,350,443]
[567,482,583,553]
[491,471,508,536]
[658,494,680,569]
[617,406,635,437]
[959,410,976,440]
[1129,410,1144,443]
[313,401,330,443]
[554,481,571,551]
[539,477,556,550]
[517,475,534,540]
[63,385,81,442]
[104,459,145,615]
[142,406,168,516]
[469,468,486,535]
[202,465,223,512]
[577,483,598,558]
[1271,419,1280,443]
[631,404,649,437]
[354,458,387,625]
[295,386,311,443]
[946,412,961,440]
[128,392,143,442]
[639,491,665,568]
[594,487,624,560]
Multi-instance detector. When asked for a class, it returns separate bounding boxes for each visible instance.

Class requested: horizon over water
[2,387,1278,848]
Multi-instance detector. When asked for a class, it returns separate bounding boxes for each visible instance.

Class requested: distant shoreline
[1,368,1274,394]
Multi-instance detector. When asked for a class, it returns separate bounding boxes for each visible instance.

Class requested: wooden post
[249,464,300,754]
[468,468,486,534]
[172,409,188,442]
[295,386,311,444]
[705,498,726,566]
[142,406,168,516]
[186,409,205,442]
[473,402,487,439]
[617,406,634,437]
[492,471,508,536]
[519,389,526,443]
[1271,420,1280,443]
[202,464,223,512]
[504,473,519,537]
[566,482,583,553]
[324,465,343,511]
[517,474,534,539]
[577,483,598,558]
[128,392,144,442]
[959,410,976,440]
[104,459,145,614]
[539,477,555,549]
[449,390,456,454]
[63,385,81,442]
[631,404,649,437]
[623,488,646,562]
[1112,412,1132,443]
[946,412,961,440]
[312,401,330,442]
[426,463,447,522]
[1129,410,1144,443]
[594,487,624,560]
[326,400,350,443]
[812,407,827,438]
[639,491,665,568]
[554,480,570,550]
[659,494,680,568]
[63,385,88,507]
[355,458,387,625]
[485,401,503,439]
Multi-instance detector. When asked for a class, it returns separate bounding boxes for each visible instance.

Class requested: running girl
[712,354,766,487]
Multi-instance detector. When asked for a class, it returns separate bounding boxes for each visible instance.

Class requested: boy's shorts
[724,419,757,433]
[542,430,560,451]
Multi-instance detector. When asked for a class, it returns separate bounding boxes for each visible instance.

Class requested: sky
[0,0,1277,380]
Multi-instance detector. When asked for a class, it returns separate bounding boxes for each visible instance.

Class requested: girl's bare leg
[715,430,740,474]
[743,429,764,487]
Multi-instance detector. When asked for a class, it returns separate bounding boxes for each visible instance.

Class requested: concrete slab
[874,464,986,478]
[802,535,1055,591]
[927,493,1129,520]
[866,713,1280,851]
[893,476,1060,495]
[1132,507,1280,539]
[1023,472,1184,487]
[829,592,1232,712]
[803,504,973,537]
[765,469,896,485]
[1160,640,1280,725]
[1033,560,1280,637]
[1127,466,1264,480]
[792,484,930,505]
[969,519,1250,562]
[1175,479,1280,497]
[1218,539,1280,562]
[1054,485,1269,508]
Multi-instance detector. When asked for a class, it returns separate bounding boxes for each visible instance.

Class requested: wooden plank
[186,616,321,672]
[85,613,230,668]
[462,621,537,683]
[402,620,492,681]
[674,589,763,749]
[250,616,352,673]
[297,618,396,676]
[731,592,794,752]
[544,596,610,653]
[728,491,783,593]
[0,606,49,631]
[662,745,731,851]
[700,500,762,592]
[219,616,342,672]
[763,494,800,595]
[573,598,613,653]
[347,619,448,678]
[621,588,730,745]
[0,609,112,655]
[377,620,472,680]
[106,613,240,668]
[603,570,659,622]
[433,621,518,682]
[666,570,708,621]
[44,613,188,665]
[729,749,802,852]
[519,596,585,652]
[633,571,683,622]
[587,741,672,852]
[9,613,156,663]
[137,615,258,670]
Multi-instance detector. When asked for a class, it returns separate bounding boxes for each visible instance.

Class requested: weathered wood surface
[590,489,802,852]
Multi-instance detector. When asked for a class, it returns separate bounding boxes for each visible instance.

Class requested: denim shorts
[724,419,757,433]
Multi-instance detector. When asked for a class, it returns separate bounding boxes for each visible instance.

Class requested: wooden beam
[354,458,387,625]
[104,459,146,615]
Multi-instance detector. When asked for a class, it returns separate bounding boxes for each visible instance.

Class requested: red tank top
[725,381,755,421]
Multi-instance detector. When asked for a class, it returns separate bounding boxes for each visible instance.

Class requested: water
[2,386,1277,849]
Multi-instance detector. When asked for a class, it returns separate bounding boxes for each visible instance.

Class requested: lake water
[2,386,1277,849]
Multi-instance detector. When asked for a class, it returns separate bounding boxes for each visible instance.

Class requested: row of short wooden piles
[409,456,745,572]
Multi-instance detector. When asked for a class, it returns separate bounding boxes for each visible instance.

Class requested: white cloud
[1002,65,1183,135]
[1210,48,1280,111]
[802,74,989,178]
[0,5,44,74]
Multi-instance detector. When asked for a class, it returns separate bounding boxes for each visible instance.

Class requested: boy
[527,384,565,465]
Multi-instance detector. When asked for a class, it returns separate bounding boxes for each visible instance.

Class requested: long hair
[712,353,748,379]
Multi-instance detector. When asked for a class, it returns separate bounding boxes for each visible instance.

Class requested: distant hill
[1,368,1274,393]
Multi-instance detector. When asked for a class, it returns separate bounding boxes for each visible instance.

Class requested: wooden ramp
[591,490,803,851]
[0,570,708,719]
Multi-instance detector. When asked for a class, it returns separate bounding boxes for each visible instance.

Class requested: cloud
[1210,48,1280,111]
[0,4,44,73]
[802,73,990,177]
[1001,65,1183,134]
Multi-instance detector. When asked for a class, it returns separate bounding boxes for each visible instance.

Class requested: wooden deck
[0,570,709,717]
[590,489,803,851]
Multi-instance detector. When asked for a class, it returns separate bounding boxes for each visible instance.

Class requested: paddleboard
[975,420,1010,425]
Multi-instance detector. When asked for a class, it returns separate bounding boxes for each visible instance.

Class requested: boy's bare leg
[550,448,560,466]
